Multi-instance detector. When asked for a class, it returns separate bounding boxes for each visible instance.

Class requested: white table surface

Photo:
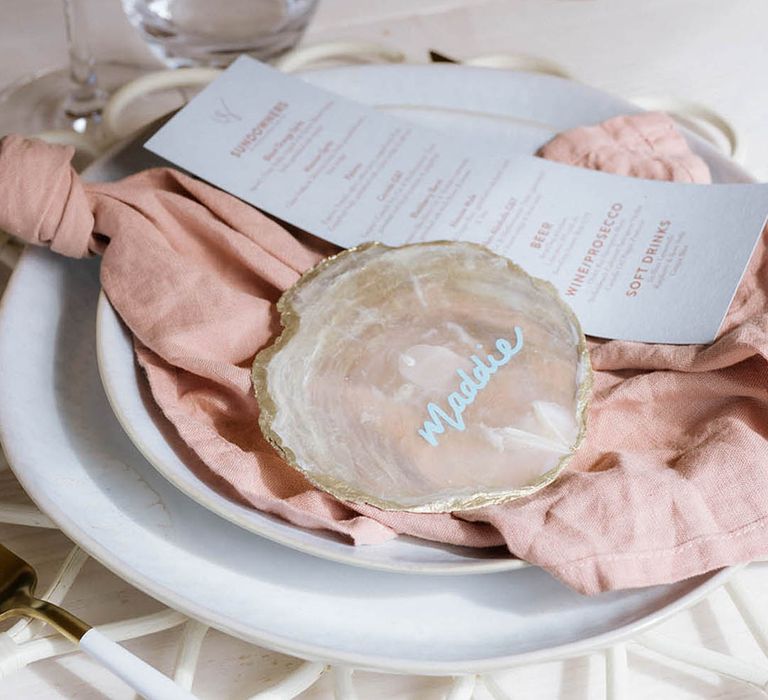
[1,1,768,698]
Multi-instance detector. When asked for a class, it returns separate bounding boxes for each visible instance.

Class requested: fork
[0,543,196,699]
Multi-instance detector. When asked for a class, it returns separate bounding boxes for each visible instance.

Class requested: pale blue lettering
[418,327,524,446]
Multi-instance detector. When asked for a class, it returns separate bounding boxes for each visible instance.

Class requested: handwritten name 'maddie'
[418,327,524,447]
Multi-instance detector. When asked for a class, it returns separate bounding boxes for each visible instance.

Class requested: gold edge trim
[252,240,593,514]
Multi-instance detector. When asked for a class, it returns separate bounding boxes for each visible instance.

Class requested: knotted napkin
[1,111,766,594]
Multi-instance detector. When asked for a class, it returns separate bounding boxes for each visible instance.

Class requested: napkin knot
[0,135,94,258]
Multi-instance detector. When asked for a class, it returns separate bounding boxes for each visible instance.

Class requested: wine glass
[0,0,152,142]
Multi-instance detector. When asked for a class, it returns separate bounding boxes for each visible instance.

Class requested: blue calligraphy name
[418,327,524,447]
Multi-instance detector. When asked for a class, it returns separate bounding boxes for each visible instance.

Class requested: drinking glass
[121,0,320,68]
[0,0,150,139]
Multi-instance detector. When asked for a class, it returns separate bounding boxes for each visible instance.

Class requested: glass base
[141,29,307,69]
[0,62,154,139]
[122,0,319,69]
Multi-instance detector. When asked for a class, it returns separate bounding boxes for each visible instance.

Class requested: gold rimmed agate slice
[253,241,591,513]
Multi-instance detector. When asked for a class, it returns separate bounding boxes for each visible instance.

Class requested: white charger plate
[94,64,751,577]
[0,66,745,671]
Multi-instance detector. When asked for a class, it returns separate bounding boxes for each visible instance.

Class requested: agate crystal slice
[253,242,591,513]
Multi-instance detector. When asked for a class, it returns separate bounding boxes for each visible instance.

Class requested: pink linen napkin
[1,111,765,595]
[538,111,712,183]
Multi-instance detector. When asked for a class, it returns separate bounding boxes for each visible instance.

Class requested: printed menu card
[146,56,768,344]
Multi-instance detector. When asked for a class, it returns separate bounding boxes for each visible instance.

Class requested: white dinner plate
[0,66,746,671]
[94,64,751,576]
[96,293,518,575]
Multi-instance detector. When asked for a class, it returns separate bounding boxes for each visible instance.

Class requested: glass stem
[62,0,106,122]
